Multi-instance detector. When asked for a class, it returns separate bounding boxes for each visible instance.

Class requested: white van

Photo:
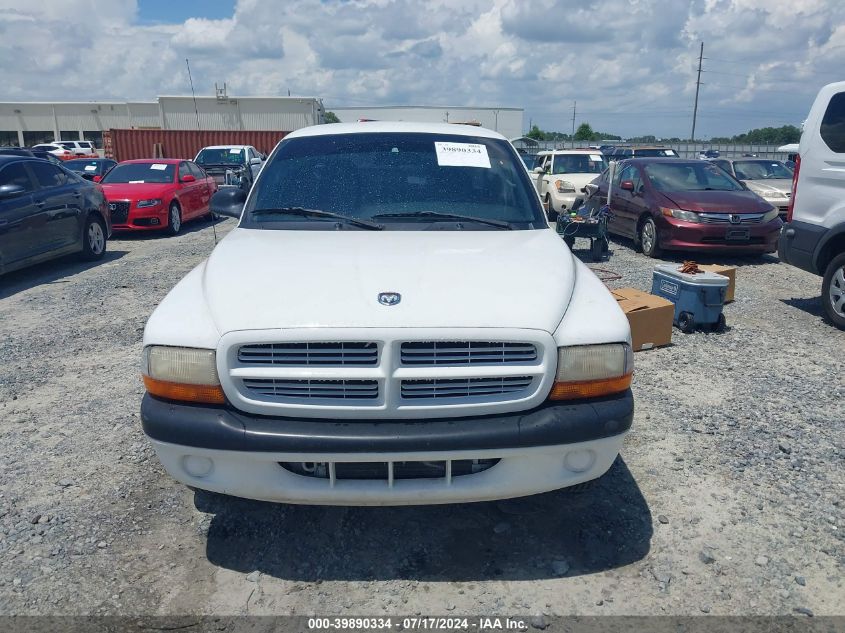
[139,122,635,506]
[778,81,845,329]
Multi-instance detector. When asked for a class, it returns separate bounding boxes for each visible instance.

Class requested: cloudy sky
[0,0,842,138]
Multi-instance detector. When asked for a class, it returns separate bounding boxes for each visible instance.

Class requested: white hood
[200,228,575,334]
[744,179,792,196]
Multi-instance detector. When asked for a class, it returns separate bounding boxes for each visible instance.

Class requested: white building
[0,95,325,148]
[330,105,524,140]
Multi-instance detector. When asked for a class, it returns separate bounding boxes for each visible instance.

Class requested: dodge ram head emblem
[378,292,401,306]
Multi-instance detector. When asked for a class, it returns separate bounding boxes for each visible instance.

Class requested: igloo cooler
[651,264,728,333]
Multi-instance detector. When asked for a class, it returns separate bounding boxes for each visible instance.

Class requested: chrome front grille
[401,376,533,399]
[223,331,553,418]
[699,213,765,224]
[238,342,378,366]
[243,378,378,400]
[400,341,537,366]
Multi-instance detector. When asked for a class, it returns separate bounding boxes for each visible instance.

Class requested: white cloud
[0,0,843,137]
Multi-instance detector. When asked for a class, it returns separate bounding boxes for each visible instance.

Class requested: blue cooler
[651,264,728,333]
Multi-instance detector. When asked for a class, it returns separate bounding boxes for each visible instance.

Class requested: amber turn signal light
[143,375,226,405]
[548,373,633,401]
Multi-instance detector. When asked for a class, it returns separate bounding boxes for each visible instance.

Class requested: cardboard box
[699,264,736,303]
[611,287,674,351]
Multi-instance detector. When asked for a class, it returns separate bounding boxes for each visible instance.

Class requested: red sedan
[98,159,217,234]
[589,158,782,257]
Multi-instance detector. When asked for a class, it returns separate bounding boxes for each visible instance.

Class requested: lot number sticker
[434,142,491,168]
[150,163,168,170]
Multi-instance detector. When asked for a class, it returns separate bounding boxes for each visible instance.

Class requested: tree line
[525,122,801,144]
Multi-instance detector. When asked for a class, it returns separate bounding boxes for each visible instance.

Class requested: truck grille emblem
[378,292,401,306]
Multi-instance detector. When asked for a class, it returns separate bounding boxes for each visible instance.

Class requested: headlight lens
[660,207,700,223]
[555,179,577,193]
[762,207,780,222]
[136,198,162,208]
[142,346,225,404]
[549,344,633,400]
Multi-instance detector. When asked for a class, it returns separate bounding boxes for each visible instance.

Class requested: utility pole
[690,42,704,142]
[571,101,577,138]
[185,58,201,130]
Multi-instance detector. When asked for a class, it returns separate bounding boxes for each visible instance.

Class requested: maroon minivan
[589,158,782,257]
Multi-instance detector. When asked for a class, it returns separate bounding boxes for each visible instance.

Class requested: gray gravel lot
[0,219,842,618]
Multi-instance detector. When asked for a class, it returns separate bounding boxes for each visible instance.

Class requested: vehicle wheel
[564,236,575,250]
[821,252,845,329]
[166,202,182,236]
[80,215,107,261]
[591,237,604,261]
[678,311,695,333]
[639,217,662,258]
[712,312,727,333]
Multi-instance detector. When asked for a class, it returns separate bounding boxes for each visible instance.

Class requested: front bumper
[660,217,781,253]
[112,204,168,231]
[142,390,633,505]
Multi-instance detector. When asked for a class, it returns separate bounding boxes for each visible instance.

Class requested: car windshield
[196,148,245,165]
[66,160,101,173]
[243,132,545,230]
[551,154,607,174]
[645,162,744,192]
[733,160,793,180]
[101,162,174,184]
[635,148,678,157]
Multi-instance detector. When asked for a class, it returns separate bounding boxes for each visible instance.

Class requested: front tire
[821,252,845,329]
[639,217,662,258]
[166,202,182,236]
[80,215,107,261]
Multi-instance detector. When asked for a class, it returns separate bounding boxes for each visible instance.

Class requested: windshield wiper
[251,207,383,230]
[372,211,514,230]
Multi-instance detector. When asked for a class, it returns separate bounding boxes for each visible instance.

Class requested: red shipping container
[103,129,289,162]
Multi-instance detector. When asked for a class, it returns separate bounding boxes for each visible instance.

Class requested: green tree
[323,111,340,124]
[574,123,594,141]
[526,125,546,140]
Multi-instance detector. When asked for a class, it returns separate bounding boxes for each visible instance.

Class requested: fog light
[150,218,160,225]
[182,455,213,478]
[564,449,595,473]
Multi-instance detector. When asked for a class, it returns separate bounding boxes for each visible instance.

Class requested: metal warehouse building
[330,105,524,140]
[0,95,325,148]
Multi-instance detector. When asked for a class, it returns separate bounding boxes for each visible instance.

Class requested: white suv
[779,81,845,329]
[531,150,608,219]
[57,140,97,157]
[140,122,634,506]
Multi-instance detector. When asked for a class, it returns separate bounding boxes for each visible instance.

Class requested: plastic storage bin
[651,264,728,333]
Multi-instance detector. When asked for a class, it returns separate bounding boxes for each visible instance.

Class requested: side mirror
[0,183,26,199]
[620,180,635,192]
[181,174,196,183]
[210,187,247,219]
[92,175,102,183]
[249,157,262,165]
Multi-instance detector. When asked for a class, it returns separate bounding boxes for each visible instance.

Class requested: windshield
[196,148,245,165]
[243,132,545,230]
[551,154,607,174]
[635,148,678,157]
[645,162,744,192]
[101,162,175,184]
[733,160,793,180]
[66,160,101,173]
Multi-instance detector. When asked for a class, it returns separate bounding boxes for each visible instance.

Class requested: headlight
[141,346,225,404]
[555,180,577,193]
[660,207,700,223]
[136,199,162,208]
[760,190,786,199]
[762,207,780,222]
[549,343,633,400]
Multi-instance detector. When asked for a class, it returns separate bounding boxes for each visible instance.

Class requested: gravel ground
[0,219,842,619]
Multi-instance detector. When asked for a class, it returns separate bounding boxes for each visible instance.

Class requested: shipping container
[103,129,289,162]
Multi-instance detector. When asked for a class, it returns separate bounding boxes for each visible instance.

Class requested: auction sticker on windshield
[434,142,491,168]
[150,164,168,170]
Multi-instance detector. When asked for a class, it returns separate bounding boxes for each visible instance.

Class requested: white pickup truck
[140,122,634,505]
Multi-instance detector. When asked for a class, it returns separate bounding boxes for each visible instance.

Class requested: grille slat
[401,376,532,400]
[238,342,378,366]
[699,213,765,225]
[243,378,378,400]
[400,341,537,366]
[108,201,130,224]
